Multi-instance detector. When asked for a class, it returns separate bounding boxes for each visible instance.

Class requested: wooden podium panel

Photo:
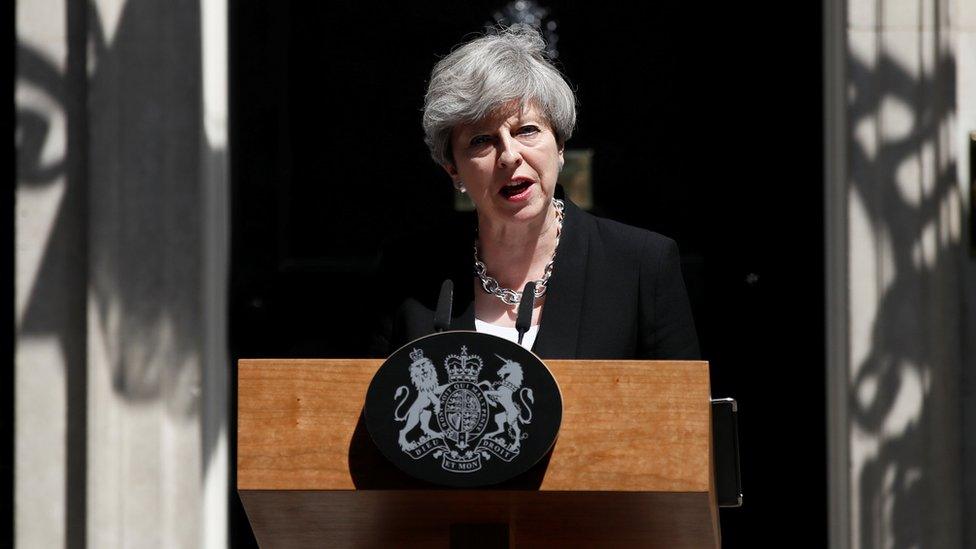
[238,359,718,548]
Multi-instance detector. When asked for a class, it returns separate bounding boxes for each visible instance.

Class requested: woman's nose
[497,138,523,169]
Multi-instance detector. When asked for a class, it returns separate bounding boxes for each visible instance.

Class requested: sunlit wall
[15,0,228,547]
[827,0,976,547]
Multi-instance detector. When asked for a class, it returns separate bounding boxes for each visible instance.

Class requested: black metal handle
[712,397,743,508]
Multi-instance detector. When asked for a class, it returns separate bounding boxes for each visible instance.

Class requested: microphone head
[433,279,454,332]
[515,281,536,336]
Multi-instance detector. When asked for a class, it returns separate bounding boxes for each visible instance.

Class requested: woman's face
[445,102,564,226]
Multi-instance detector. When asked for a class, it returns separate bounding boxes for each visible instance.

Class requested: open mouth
[500,180,533,199]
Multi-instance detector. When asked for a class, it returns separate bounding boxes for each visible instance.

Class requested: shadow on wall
[17,0,223,545]
[846,15,963,549]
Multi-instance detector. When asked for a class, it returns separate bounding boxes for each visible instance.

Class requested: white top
[474,319,539,351]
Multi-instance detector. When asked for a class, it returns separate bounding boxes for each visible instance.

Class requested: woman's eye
[469,135,491,146]
[518,125,540,136]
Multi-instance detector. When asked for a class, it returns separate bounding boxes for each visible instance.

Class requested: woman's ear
[443,163,466,193]
[442,162,459,181]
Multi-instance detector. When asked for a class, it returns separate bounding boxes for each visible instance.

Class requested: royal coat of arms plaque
[364,331,562,487]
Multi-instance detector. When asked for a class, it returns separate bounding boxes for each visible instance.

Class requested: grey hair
[422,24,577,166]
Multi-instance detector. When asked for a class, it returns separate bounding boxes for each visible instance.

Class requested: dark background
[230,2,825,547]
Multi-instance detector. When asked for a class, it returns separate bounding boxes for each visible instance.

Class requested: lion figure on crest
[393,351,446,450]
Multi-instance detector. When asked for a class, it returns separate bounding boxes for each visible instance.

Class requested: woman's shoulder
[565,200,679,261]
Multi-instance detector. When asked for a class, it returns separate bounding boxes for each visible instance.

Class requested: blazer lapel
[532,198,589,358]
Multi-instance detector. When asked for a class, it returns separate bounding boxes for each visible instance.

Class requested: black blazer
[369,197,700,360]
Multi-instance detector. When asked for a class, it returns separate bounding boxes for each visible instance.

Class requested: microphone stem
[515,281,536,347]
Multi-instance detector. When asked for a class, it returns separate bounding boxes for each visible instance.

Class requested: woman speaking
[371,25,699,360]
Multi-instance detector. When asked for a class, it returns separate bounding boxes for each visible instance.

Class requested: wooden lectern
[238,359,720,548]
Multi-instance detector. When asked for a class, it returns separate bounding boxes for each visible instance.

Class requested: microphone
[433,279,454,332]
[515,281,536,345]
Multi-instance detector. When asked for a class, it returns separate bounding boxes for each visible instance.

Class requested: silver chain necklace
[473,198,565,306]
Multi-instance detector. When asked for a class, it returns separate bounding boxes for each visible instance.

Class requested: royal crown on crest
[409,348,427,364]
[444,346,483,383]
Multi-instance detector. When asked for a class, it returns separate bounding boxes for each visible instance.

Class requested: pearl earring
[455,180,467,194]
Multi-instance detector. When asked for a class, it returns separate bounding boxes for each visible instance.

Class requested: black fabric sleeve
[638,234,701,359]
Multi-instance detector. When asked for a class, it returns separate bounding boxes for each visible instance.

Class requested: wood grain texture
[237,359,718,547]
[240,490,718,549]
[238,359,711,492]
